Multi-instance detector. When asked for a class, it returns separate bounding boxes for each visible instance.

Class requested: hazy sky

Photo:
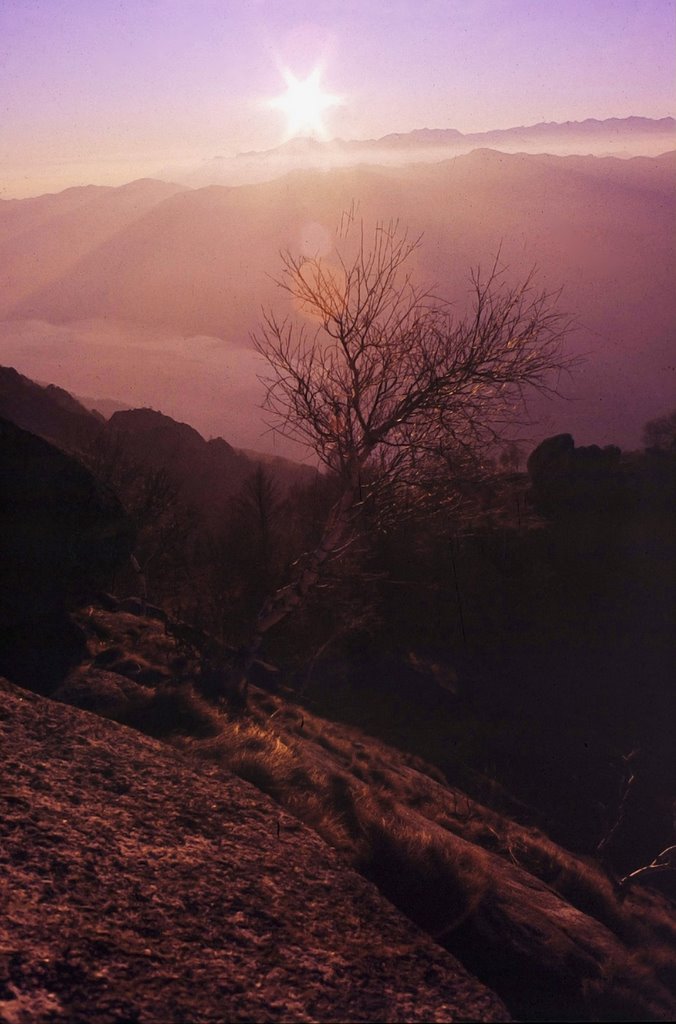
[2,0,674,196]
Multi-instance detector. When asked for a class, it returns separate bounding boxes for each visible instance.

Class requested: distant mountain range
[172,116,676,188]
[0,143,674,453]
[0,178,188,311]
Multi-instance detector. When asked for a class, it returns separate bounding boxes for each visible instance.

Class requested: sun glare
[270,68,342,139]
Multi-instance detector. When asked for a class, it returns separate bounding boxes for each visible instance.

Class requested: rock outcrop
[0,678,508,1024]
[527,433,625,519]
[0,419,134,690]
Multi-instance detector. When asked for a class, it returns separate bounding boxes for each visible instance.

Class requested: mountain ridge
[0,147,674,451]
[207,115,676,161]
[0,366,314,519]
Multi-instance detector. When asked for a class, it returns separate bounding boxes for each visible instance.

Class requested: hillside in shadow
[1,677,509,1024]
[1,380,674,1021]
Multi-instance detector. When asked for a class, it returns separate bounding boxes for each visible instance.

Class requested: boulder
[0,418,134,690]
[527,433,625,519]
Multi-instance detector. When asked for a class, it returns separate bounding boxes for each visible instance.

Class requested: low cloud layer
[0,317,307,458]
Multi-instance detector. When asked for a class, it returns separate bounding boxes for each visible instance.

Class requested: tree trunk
[230,470,361,702]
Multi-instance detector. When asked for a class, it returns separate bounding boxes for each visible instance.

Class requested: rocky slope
[1,408,674,1022]
[2,588,675,1022]
[15,599,670,1022]
[0,677,508,1024]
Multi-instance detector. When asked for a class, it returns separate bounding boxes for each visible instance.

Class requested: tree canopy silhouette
[236,218,571,694]
[256,219,568,496]
[642,410,676,452]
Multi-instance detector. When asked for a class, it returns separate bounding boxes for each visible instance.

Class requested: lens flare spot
[299,221,332,258]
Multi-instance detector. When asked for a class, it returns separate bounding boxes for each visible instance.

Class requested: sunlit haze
[1,0,674,458]
[270,68,343,140]
[1,0,674,197]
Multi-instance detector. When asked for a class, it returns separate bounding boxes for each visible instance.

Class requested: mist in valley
[1,145,674,455]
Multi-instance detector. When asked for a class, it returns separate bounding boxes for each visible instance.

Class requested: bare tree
[642,410,676,452]
[232,218,571,697]
[81,427,196,607]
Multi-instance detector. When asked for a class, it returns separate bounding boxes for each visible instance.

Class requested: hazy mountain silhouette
[8,151,674,335]
[0,366,100,448]
[0,178,186,316]
[2,147,673,448]
[75,394,133,419]
[0,367,313,520]
[173,117,676,188]
[391,116,676,152]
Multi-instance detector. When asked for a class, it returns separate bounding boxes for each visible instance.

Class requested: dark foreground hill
[0,676,509,1024]
[1,392,674,1021]
[1,600,671,1022]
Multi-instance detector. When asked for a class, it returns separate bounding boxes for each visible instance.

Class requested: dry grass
[195,691,676,1019]
[166,690,676,1019]
[61,607,676,1021]
[354,804,491,936]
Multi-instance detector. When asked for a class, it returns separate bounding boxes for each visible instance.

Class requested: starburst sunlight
[270,68,342,138]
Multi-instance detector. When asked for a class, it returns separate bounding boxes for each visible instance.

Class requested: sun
[270,68,342,139]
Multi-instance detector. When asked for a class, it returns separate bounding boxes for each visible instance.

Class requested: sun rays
[270,68,343,139]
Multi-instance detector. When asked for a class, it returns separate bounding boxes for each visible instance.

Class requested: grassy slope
[55,604,676,1022]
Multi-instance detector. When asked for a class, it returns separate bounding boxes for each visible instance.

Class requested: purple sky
[1,0,674,196]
